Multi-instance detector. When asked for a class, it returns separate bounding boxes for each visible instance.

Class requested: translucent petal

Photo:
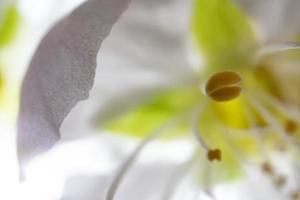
[101,88,199,138]
[191,0,256,71]
[17,0,130,174]
[235,0,300,41]
[61,0,195,139]
[0,4,19,47]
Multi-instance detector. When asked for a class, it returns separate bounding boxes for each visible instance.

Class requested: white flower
[17,0,300,199]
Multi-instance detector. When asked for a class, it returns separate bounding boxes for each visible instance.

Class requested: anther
[274,175,286,188]
[284,119,298,135]
[290,190,300,200]
[261,162,274,175]
[207,149,222,162]
[205,71,242,102]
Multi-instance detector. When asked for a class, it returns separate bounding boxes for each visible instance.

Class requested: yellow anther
[207,149,222,162]
[205,71,242,102]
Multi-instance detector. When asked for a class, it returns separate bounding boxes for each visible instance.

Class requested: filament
[202,158,216,200]
[243,102,268,159]
[162,151,199,200]
[191,103,210,151]
[256,42,300,61]
[105,112,188,200]
[245,92,300,153]
[213,114,252,168]
[254,88,300,119]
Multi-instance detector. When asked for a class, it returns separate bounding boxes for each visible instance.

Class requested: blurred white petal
[21,134,299,200]
[235,0,300,41]
[17,0,130,175]
[19,0,86,26]
[23,134,194,200]
[61,0,195,139]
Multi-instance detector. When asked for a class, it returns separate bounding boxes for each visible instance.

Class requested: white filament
[191,103,210,151]
[105,113,188,200]
[257,42,300,60]
[246,92,300,153]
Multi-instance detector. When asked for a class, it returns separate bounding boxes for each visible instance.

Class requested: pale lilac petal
[17,0,130,174]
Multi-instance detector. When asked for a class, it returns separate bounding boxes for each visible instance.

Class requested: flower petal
[235,0,300,41]
[100,88,199,138]
[17,0,130,175]
[61,0,195,139]
[0,3,19,47]
[24,135,194,199]
[191,0,256,71]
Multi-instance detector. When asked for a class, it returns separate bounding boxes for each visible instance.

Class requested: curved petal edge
[17,0,130,178]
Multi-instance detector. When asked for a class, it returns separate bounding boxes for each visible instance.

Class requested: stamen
[244,104,268,159]
[106,114,187,200]
[290,190,300,200]
[192,104,222,162]
[106,136,153,200]
[200,154,216,200]
[261,161,274,175]
[162,152,199,200]
[261,161,288,189]
[201,71,244,161]
[250,89,299,138]
[245,92,300,152]
[192,105,210,151]
[285,119,298,135]
[255,89,300,119]
[212,113,250,166]
[207,149,221,162]
[257,42,300,60]
[205,71,242,102]
[274,174,287,188]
